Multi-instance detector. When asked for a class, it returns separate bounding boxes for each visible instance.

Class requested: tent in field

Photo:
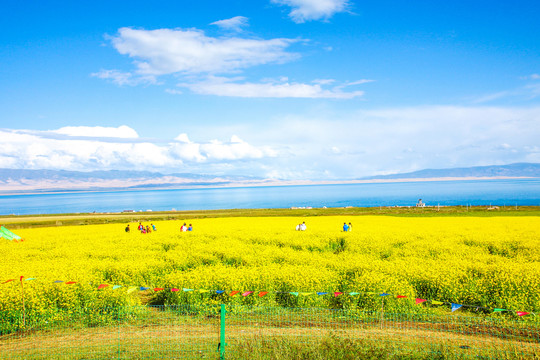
[0,226,22,241]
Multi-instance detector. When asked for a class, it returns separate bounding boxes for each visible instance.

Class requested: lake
[1,179,539,215]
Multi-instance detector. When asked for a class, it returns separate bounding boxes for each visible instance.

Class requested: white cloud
[272,0,350,23]
[177,76,365,98]
[211,16,249,32]
[201,136,277,160]
[90,69,156,86]
[522,73,540,80]
[109,27,300,76]
[97,25,369,99]
[53,125,139,139]
[1,106,539,179]
[237,105,540,179]
[0,127,276,172]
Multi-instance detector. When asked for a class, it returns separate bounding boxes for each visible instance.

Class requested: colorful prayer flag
[431,300,444,305]
[517,311,530,316]
[229,291,239,296]
[183,288,193,292]
[140,286,150,291]
[451,303,462,312]
[112,285,122,290]
[397,295,407,298]
[65,281,77,285]
[97,284,109,289]
[317,292,327,295]
[334,292,343,297]
[242,291,253,297]
[416,298,427,304]
[258,291,268,297]
[493,308,506,312]
[349,292,359,296]
[127,286,137,294]
[154,288,164,292]
[171,288,180,292]
[290,292,299,296]
[1,279,15,284]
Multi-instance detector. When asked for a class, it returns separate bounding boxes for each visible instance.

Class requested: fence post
[219,304,226,359]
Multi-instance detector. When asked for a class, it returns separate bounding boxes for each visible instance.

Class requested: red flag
[20,276,24,282]
[415,298,427,304]
[334,292,343,297]
[154,288,164,292]
[397,295,407,298]
[229,291,239,296]
[2,279,15,284]
[258,291,268,297]
[517,311,530,316]
[242,291,253,297]
[65,281,77,285]
[97,284,109,289]
[171,288,179,292]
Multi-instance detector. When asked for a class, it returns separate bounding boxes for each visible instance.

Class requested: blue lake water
[1,179,539,215]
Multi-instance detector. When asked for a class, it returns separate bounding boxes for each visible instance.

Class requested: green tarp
[1,226,21,241]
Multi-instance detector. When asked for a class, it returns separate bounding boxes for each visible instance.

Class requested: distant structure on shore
[416,199,425,207]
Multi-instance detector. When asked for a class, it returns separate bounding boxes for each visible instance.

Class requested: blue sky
[1,0,539,180]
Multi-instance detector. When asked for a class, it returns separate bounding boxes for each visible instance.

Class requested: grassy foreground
[1,305,538,359]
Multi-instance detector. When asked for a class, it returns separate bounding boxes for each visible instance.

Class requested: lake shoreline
[0,175,534,196]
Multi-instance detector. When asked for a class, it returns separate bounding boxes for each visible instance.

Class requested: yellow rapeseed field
[0,215,538,330]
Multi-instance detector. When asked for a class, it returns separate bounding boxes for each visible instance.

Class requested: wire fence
[0,305,538,359]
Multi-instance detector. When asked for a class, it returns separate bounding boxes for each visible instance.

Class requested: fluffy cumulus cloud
[0,126,277,172]
[96,25,368,98]
[1,106,539,179]
[108,27,299,76]
[272,0,350,23]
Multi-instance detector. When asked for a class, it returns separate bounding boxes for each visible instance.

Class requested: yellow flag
[431,300,444,305]
[300,292,313,296]
[127,286,137,294]
[199,289,210,293]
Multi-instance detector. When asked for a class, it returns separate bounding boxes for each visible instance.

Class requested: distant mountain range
[0,163,539,194]
[363,163,540,180]
[0,169,262,193]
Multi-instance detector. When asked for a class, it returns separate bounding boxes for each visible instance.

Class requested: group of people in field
[124,222,194,234]
[125,223,156,234]
[295,221,352,232]
[180,223,193,232]
[125,220,351,234]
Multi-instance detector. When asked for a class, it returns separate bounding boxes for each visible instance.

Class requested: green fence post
[219,304,227,359]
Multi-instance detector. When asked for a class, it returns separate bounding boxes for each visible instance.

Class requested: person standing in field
[151,223,156,231]
[188,224,193,231]
[125,224,130,232]
[180,223,187,232]
[348,222,352,231]
[299,221,307,231]
[343,222,349,232]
